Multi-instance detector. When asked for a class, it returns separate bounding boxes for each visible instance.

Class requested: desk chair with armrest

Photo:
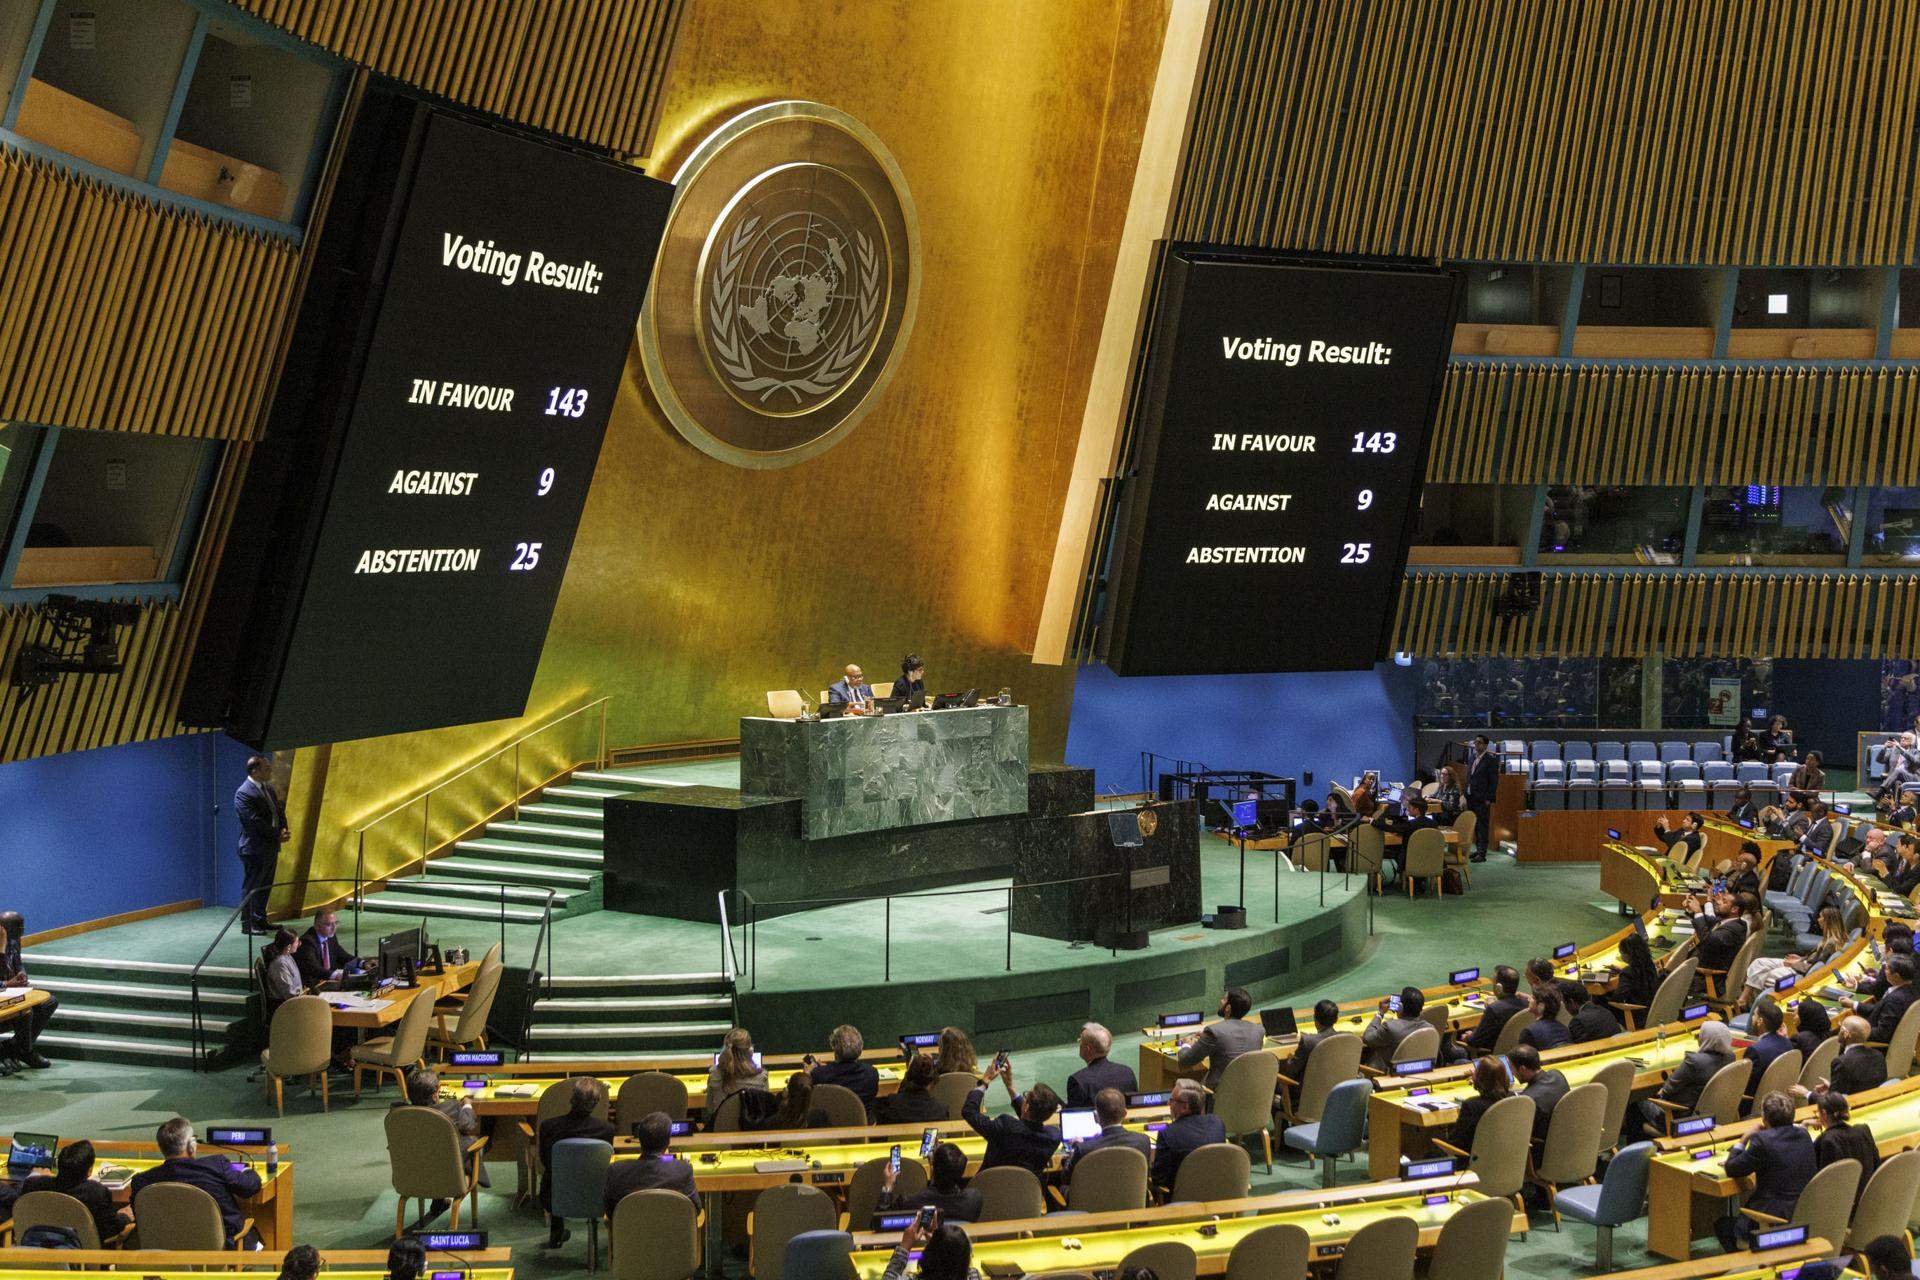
[132,1182,252,1251]
[549,1138,613,1270]
[1432,1093,1533,1221]
[613,1188,702,1280]
[1649,1059,1752,1135]
[386,1105,484,1236]
[1425,1194,1516,1280]
[1738,1157,1860,1253]
[12,1189,132,1248]
[1224,1222,1309,1280]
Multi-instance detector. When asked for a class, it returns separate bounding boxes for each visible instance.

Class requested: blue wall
[0,731,256,933]
[1064,661,1421,794]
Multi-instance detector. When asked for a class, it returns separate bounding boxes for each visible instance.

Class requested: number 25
[1341,542,1372,564]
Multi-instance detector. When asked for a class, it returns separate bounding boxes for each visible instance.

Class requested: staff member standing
[234,756,288,935]
[892,655,927,702]
[1466,735,1499,863]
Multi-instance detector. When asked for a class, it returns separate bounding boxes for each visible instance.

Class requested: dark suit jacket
[1450,1091,1509,1150]
[1745,1033,1796,1086]
[603,1154,699,1218]
[1521,1069,1569,1140]
[1815,1121,1880,1195]
[1692,915,1747,975]
[1149,1112,1226,1193]
[1800,818,1834,852]
[1567,1005,1622,1044]
[1830,1045,1889,1096]
[877,1184,983,1224]
[1726,801,1760,826]
[1282,1031,1334,1089]
[1065,1124,1152,1179]
[1520,1018,1570,1052]
[1889,805,1918,827]
[961,1088,1060,1177]
[1727,870,1762,899]
[1857,981,1917,1045]
[1362,1014,1428,1071]
[294,928,359,988]
[1466,751,1500,803]
[1723,1124,1816,1219]
[1657,1048,1734,1113]
[233,777,282,855]
[1177,1018,1263,1086]
[1661,829,1704,859]
[20,1175,123,1244]
[536,1112,615,1208]
[812,1059,881,1118]
[1466,994,1529,1053]
[129,1155,262,1245]
[1067,1056,1138,1108]
[826,679,872,704]
[875,1090,950,1125]
[889,677,925,701]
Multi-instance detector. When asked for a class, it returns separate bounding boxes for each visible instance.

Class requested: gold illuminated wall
[285,0,1170,900]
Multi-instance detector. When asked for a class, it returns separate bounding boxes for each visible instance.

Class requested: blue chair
[1692,742,1724,763]
[1635,760,1664,784]
[1567,759,1598,784]
[1765,859,1810,915]
[1596,742,1627,763]
[1660,742,1691,764]
[1627,741,1658,763]
[1529,740,1561,763]
[1562,741,1594,762]
[1280,1078,1369,1187]
[1773,762,1799,790]
[1702,761,1735,784]
[1637,780,1667,810]
[1736,761,1769,784]
[550,1138,614,1269]
[1710,781,1744,809]
[1554,1142,1653,1271]
[1666,760,1702,784]
[784,1230,856,1280]
[1534,759,1566,786]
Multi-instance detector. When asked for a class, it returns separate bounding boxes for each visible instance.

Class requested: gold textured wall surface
[1174,0,1920,265]
[285,0,1170,901]
[229,0,686,156]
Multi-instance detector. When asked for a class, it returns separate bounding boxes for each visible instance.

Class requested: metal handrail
[349,695,611,947]
[716,890,741,1026]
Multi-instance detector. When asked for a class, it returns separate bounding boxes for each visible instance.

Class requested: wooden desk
[449,1059,906,1120]
[0,1249,511,1272]
[0,1135,293,1249]
[323,962,479,1030]
[0,989,50,1029]
[1589,1241,1833,1280]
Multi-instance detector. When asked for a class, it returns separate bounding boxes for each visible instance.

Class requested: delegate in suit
[1177,987,1262,1086]
[826,664,874,703]
[233,756,288,935]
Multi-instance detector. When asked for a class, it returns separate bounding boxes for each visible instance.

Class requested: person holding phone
[604,1111,699,1219]
[876,1141,982,1223]
[883,1214,971,1280]
[1361,986,1428,1071]
[961,1052,1061,1176]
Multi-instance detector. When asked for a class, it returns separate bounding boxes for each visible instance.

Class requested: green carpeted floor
[6,853,1722,1278]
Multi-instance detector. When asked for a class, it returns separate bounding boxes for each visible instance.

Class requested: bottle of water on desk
[267,1141,280,1180]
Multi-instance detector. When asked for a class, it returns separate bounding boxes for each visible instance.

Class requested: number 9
[537,467,555,496]
[1357,489,1374,511]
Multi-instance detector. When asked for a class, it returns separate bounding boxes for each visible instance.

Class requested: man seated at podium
[827,664,873,704]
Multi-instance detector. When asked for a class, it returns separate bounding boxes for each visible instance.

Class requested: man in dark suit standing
[1714,1091,1815,1250]
[1149,1080,1225,1198]
[1465,735,1499,862]
[1063,1089,1152,1181]
[1066,1023,1136,1107]
[234,756,287,935]
[129,1117,262,1248]
[604,1111,699,1220]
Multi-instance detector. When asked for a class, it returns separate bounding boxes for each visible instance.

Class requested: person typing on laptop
[294,909,360,988]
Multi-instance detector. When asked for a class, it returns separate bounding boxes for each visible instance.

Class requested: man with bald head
[827,664,872,705]
[1825,1015,1889,1096]
[1066,1022,1136,1107]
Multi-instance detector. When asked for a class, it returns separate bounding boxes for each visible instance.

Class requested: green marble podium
[739,704,1030,839]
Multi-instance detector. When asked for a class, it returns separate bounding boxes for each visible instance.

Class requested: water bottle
[267,1141,280,1180]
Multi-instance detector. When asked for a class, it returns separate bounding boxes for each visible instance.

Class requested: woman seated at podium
[891,654,927,702]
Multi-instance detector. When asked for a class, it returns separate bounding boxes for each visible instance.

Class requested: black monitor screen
[186,91,673,747]
[1103,247,1457,675]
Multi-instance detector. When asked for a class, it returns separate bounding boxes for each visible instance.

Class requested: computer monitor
[1057,1108,1100,1144]
[6,1132,56,1175]
[1230,797,1259,827]
[379,928,423,980]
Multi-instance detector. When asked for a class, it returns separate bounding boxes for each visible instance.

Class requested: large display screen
[186,96,673,748]
[1103,248,1457,676]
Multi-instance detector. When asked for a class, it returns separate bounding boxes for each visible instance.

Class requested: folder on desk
[755,1159,810,1173]
[495,1084,539,1098]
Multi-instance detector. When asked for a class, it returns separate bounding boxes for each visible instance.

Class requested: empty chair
[260,994,332,1114]
[1660,742,1691,764]
[1846,1148,1920,1248]
[1169,1142,1251,1204]
[1278,1031,1361,1125]
[616,1072,690,1126]
[750,1184,837,1280]
[1882,1000,1920,1079]
[1425,1194,1515,1280]
[1798,1038,1842,1091]
[1562,741,1594,762]
[1601,765,1635,809]
[1225,1222,1310,1280]
[1528,1082,1607,1223]
[1667,760,1703,784]
[778,1231,851,1280]
[846,1155,925,1231]
[1710,781,1745,808]
[974,1165,1046,1221]
[1736,760,1770,784]
[1529,739,1560,762]
[1432,1093,1533,1215]
[1117,1241,1196,1280]
[385,1105,482,1236]
[1627,740,1657,763]
[350,984,437,1098]
[550,1137,614,1268]
[431,953,502,1058]
[766,690,806,719]
[1702,761,1735,783]
[1738,1157,1861,1253]
[1692,741,1724,763]
[1596,742,1627,762]
[1590,1059,1636,1157]
[1333,1214,1418,1280]
[1533,779,1566,810]
[810,1083,868,1128]
[1065,1145,1147,1213]
[1553,1141,1653,1271]
[131,1182,243,1250]
[1280,1078,1369,1186]
[1765,860,1813,914]
[1292,831,1333,872]
[1347,823,1388,894]
[1214,1049,1280,1168]
[1634,759,1664,784]
[11,1188,128,1248]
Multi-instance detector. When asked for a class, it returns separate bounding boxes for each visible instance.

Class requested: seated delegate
[876,1053,950,1123]
[604,1110,699,1219]
[130,1117,263,1248]
[961,1055,1060,1176]
[1149,1079,1223,1197]
[0,911,56,1069]
[810,1023,881,1119]
[1066,1021,1136,1106]
[1176,987,1260,1086]
[20,1139,130,1244]
[261,928,304,1014]
[1063,1088,1151,1182]
[294,908,359,988]
[877,1141,981,1223]
[891,654,927,701]
[827,665,873,704]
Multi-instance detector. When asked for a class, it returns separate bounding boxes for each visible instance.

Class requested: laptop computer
[931,688,980,710]
[1259,1007,1298,1037]
[6,1132,56,1178]
[1057,1108,1101,1145]
[819,701,852,719]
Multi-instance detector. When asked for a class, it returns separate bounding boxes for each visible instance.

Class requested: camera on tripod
[10,595,142,691]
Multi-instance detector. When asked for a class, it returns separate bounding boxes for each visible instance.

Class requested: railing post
[1005,885,1013,972]
[599,699,608,768]
[421,793,431,879]
[353,833,365,953]
[514,743,522,819]
[884,896,891,982]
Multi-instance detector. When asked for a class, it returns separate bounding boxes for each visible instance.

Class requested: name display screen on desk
[187,91,673,747]
[1102,248,1457,675]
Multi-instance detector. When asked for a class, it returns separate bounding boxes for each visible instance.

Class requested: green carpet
[6,853,1721,1277]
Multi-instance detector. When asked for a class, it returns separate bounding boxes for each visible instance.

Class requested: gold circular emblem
[640,102,920,468]
[1137,807,1160,838]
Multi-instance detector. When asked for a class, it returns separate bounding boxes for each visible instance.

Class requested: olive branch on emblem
[708,220,883,405]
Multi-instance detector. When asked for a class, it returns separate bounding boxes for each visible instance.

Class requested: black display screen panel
[1103,248,1457,675]
[192,97,672,747]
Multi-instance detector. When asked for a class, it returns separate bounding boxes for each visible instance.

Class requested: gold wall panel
[1393,570,1920,659]
[231,0,685,157]
[1427,361,1920,487]
[286,0,1170,900]
[1172,0,1920,265]
[0,143,295,440]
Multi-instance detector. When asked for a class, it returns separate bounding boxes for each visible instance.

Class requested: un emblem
[640,103,919,468]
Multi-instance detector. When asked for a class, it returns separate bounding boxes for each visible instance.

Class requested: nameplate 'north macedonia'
[639,101,920,468]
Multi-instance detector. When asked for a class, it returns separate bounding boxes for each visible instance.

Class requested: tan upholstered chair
[1333,1214,1418,1280]
[1619,958,1697,1030]
[1651,1059,1752,1133]
[1065,1145,1147,1212]
[1797,1037,1841,1090]
[1292,832,1332,872]
[430,959,502,1058]
[932,1071,976,1119]
[260,993,332,1114]
[1278,1031,1361,1125]
[1117,1241,1196,1280]
[1347,824,1387,893]
[1403,828,1447,896]
[766,690,805,719]
[1748,1048,1804,1110]
[1846,1148,1920,1248]
[350,985,437,1097]
[810,1083,868,1128]
[1433,1093,1533,1217]
[133,1182,249,1250]
[616,1071,691,1126]
[1490,1009,1536,1055]
[1590,1058,1636,1157]
[1447,810,1477,886]
[1425,1194,1516,1280]
[1213,1049,1280,1168]
[1225,1222,1310,1280]
[1873,1000,1920,1079]
[1740,1157,1861,1249]
[973,1165,1046,1221]
[1528,1082,1607,1224]
[1169,1142,1250,1204]
[14,1189,129,1248]
[385,1105,483,1236]
[845,1155,924,1230]
[611,1187,699,1280]
[748,1183,835,1280]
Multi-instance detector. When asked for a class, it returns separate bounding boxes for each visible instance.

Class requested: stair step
[50,1007,202,1038]
[484,821,602,847]
[453,839,603,868]
[544,972,729,991]
[23,953,251,985]
[571,770,694,790]
[528,1020,734,1041]
[35,977,249,1008]
[535,994,732,1015]
[430,856,597,886]
[519,802,604,827]
[39,1032,198,1062]
[545,785,631,802]
[384,877,575,905]
[358,898,547,925]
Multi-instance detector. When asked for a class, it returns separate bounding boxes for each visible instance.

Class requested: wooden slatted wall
[1393,571,1920,658]
[0,144,297,439]
[232,0,686,156]
[1427,362,1920,486]
[1175,0,1920,265]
